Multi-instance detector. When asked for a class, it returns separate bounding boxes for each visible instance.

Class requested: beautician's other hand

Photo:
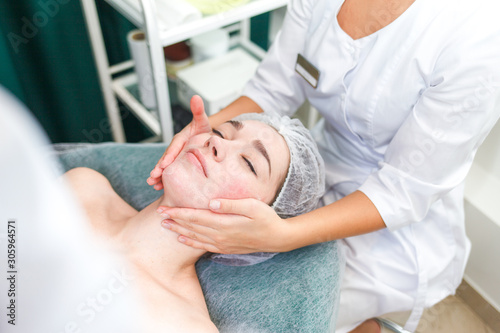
[156,198,290,254]
[147,95,211,190]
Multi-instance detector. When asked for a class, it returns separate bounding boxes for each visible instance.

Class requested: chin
[161,163,211,209]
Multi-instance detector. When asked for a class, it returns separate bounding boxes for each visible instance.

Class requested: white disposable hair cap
[209,111,325,266]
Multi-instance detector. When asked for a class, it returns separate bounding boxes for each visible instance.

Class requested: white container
[189,29,230,63]
[176,48,259,115]
[127,30,157,109]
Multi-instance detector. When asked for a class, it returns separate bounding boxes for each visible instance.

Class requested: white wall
[463,120,500,312]
[474,119,500,179]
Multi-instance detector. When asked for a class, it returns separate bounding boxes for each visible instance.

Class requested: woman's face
[162,119,290,209]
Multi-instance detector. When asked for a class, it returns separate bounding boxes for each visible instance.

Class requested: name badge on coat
[295,54,320,88]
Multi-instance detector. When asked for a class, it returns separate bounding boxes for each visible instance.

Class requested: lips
[186,149,208,177]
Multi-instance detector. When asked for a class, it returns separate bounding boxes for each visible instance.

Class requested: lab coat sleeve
[242,0,313,116]
[359,5,500,231]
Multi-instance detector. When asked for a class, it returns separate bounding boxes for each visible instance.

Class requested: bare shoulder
[65,167,117,207]
[65,167,112,192]
[64,167,137,232]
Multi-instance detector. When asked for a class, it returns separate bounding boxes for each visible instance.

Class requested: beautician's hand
[156,199,290,254]
[147,95,211,190]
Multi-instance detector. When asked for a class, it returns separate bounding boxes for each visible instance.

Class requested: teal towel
[56,142,343,332]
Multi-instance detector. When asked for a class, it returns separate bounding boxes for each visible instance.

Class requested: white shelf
[104,0,288,45]
[112,72,162,136]
[82,0,286,143]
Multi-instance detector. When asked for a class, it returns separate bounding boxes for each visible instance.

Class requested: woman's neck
[112,196,214,330]
[117,196,206,290]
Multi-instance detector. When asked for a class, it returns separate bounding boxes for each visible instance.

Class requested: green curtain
[0,0,269,143]
[0,24,25,102]
[0,0,138,143]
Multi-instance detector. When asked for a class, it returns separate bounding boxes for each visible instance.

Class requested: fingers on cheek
[164,219,195,233]
[212,234,227,245]
[205,244,222,253]
[178,235,189,244]
[161,219,171,229]
[182,237,219,253]
[179,236,203,250]
[166,224,197,243]
[163,153,176,167]
[162,220,180,232]
[168,223,195,240]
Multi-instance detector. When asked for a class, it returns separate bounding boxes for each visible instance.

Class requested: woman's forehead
[234,120,281,141]
[238,120,290,175]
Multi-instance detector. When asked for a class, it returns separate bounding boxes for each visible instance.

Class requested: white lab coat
[243,0,500,331]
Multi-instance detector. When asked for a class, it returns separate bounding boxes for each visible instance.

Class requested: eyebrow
[227,120,243,130]
[253,139,271,176]
[226,120,272,176]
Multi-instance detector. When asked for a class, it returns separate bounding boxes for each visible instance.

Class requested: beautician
[148,0,500,331]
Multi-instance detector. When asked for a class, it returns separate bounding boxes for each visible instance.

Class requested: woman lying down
[65,111,325,332]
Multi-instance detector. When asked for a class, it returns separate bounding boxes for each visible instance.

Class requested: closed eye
[212,129,224,138]
[243,156,257,176]
[213,127,256,176]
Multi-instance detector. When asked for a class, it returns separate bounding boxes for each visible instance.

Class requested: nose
[205,135,226,162]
